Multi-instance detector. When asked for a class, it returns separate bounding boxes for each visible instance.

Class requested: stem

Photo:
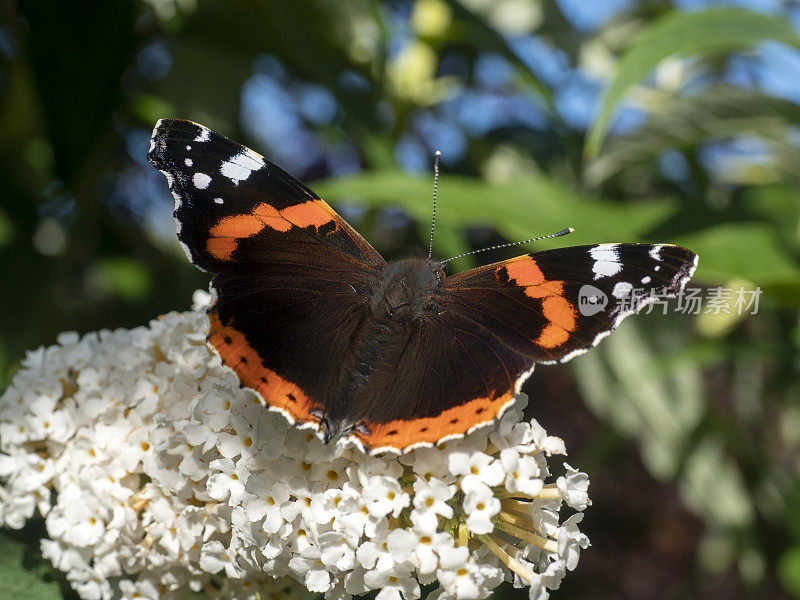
[497,487,561,501]
[478,534,537,584]
[498,510,535,529]
[457,522,470,547]
[495,519,558,553]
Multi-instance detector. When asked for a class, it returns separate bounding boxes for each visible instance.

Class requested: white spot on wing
[185,158,193,167]
[590,245,622,279]
[641,276,651,285]
[649,245,664,261]
[220,149,265,185]
[186,144,191,151]
[612,281,633,299]
[194,127,210,142]
[214,197,224,204]
[193,172,211,189]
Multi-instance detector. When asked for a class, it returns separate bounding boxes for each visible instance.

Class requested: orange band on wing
[281,200,336,229]
[207,311,321,425]
[535,323,570,348]
[501,256,576,349]
[541,295,576,331]
[353,391,515,451]
[206,200,339,261]
[505,257,545,285]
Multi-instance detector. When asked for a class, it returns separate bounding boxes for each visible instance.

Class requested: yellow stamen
[495,519,558,553]
[477,534,537,584]
[498,510,535,529]
[500,498,539,518]
[497,486,561,501]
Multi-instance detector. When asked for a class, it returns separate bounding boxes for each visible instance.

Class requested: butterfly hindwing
[208,272,373,428]
[349,307,531,452]
[442,243,698,363]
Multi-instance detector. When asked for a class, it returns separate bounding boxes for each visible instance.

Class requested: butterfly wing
[148,119,383,426]
[349,308,530,452]
[147,118,385,275]
[442,243,698,362]
[351,243,697,452]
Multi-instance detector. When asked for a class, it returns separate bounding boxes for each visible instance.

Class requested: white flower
[557,513,591,570]
[500,450,544,496]
[410,477,455,534]
[462,482,501,535]
[438,551,488,600]
[449,451,504,488]
[0,293,590,600]
[289,547,332,593]
[556,463,591,511]
[200,539,244,578]
[363,475,410,518]
[207,457,249,505]
[242,476,289,532]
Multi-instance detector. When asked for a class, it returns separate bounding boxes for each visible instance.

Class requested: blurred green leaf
[586,8,800,158]
[131,94,177,126]
[586,86,800,186]
[779,546,800,598]
[679,435,755,528]
[0,533,62,600]
[741,184,800,249]
[90,258,152,301]
[317,170,680,267]
[0,208,14,248]
[573,323,754,528]
[572,322,704,480]
[676,223,800,287]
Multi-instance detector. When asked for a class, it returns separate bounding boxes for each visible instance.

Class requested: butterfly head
[372,258,444,322]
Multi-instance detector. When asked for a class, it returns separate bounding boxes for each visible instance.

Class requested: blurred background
[1,0,800,598]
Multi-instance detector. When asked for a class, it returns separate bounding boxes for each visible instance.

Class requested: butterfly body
[148,118,698,454]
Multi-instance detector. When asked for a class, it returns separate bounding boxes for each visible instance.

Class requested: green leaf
[571,322,705,480]
[316,170,680,268]
[0,206,14,248]
[586,86,800,185]
[585,8,800,158]
[675,223,800,288]
[741,184,800,250]
[780,546,800,598]
[90,258,152,301]
[0,532,63,600]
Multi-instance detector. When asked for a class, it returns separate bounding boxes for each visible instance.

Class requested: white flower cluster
[0,291,590,600]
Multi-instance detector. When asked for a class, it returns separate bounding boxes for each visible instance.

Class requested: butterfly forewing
[442,243,698,363]
[147,118,386,275]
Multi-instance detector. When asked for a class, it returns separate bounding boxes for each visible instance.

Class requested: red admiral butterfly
[148,119,698,454]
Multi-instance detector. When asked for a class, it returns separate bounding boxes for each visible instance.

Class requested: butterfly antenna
[428,151,441,259]
[440,227,575,266]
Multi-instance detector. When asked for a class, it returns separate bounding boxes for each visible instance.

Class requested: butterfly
[148,118,698,454]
